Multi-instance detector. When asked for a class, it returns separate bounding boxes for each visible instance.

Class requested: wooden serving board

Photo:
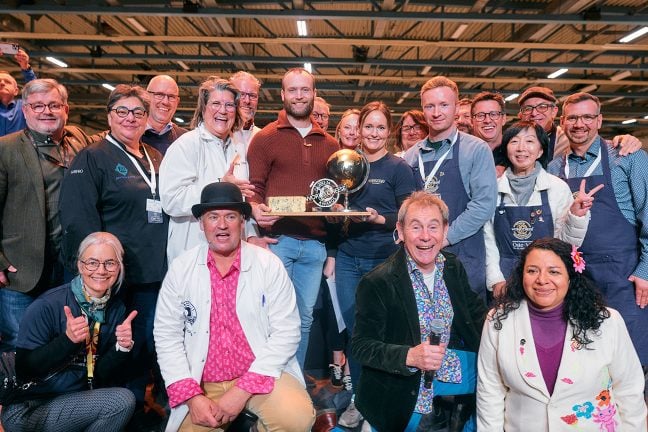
[263,211,372,217]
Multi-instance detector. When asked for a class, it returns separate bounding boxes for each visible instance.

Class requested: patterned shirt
[406,252,461,414]
[166,248,274,408]
[547,136,648,279]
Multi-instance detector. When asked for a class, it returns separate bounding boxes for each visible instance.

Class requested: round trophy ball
[325,149,370,193]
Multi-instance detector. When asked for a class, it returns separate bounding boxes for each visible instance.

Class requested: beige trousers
[178,373,315,432]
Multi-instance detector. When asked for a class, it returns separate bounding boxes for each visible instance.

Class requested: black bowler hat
[191,182,252,219]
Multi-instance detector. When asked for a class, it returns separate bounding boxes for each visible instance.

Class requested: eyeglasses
[520,103,555,115]
[239,92,258,101]
[473,111,503,121]
[26,102,64,113]
[313,112,330,120]
[402,125,422,133]
[147,91,178,102]
[208,101,237,112]
[111,106,147,119]
[562,114,599,125]
[80,259,119,272]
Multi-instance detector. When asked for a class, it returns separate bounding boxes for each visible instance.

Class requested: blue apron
[560,141,647,364]
[420,137,486,298]
[493,189,554,281]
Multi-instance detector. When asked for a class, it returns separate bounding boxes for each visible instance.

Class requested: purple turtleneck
[528,302,567,395]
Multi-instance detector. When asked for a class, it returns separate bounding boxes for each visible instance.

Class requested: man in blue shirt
[0,48,36,137]
[547,92,648,366]
[404,76,497,299]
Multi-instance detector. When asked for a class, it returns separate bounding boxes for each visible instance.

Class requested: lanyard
[24,129,70,169]
[107,134,157,199]
[85,320,101,389]
[564,149,601,179]
[417,131,458,190]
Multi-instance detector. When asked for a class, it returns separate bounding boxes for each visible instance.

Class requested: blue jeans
[269,236,326,368]
[0,288,34,352]
[335,250,385,384]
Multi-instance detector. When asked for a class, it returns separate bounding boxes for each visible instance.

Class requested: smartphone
[0,43,19,55]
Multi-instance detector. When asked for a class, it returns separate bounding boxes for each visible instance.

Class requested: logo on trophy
[308,149,370,211]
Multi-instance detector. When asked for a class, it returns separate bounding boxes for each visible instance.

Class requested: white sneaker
[361,420,372,432]
[338,402,364,428]
[342,374,353,392]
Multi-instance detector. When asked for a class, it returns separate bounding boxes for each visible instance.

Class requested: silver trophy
[308,149,370,211]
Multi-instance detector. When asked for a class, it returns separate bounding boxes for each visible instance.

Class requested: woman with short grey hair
[1,232,137,432]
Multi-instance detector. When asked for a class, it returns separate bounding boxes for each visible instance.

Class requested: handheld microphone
[424,318,445,389]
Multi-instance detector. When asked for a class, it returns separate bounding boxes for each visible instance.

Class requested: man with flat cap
[517,86,642,160]
[154,182,315,432]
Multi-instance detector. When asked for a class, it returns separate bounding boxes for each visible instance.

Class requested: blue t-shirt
[338,153,418,259]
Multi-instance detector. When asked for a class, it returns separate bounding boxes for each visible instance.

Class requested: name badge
[146,199,163,224]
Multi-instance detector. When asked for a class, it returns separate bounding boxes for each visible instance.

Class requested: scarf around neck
[70,275,110,323]
[506,162,542,206]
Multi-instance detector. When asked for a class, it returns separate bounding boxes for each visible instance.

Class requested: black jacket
[352,247,486,432]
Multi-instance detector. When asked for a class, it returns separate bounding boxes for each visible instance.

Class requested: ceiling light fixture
[126,17,149,34]
[176,60,191,71]
[174,117,185,124]
[102,83,116,91]
[450,24,468,40]
[304,62,312,73]
[297,20,308,37]
[619,26,648,43]
[621,119,637,125]
[644,115,648,120]
[504,93,519,102]
[610,71,632,81]
[547,68,568,79]
[45,56,68,68]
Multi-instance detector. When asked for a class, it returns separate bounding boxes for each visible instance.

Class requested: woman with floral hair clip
[477,237,646,431]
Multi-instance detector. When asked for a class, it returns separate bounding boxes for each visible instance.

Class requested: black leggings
[2,388,135,432]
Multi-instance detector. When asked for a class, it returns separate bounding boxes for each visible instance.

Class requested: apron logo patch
[512,220,533,240]
[425,175,440,193]
[115,163,128,176]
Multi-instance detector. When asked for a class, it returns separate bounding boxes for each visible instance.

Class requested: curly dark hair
[492,238,610,347]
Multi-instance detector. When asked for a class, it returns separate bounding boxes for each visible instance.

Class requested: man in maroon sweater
[247,68,339,368]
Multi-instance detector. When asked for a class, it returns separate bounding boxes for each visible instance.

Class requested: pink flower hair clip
[571,245,586,273]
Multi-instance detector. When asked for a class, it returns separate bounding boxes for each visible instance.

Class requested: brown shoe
[313,408,337,432]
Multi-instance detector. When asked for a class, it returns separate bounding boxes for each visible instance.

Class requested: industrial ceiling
[1,0,647,137]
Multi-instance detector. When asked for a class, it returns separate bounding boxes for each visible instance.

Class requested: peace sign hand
[570,179,604,217]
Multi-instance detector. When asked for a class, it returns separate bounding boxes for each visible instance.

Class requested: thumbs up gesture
[64,305,89,344]
[115,310,137,350]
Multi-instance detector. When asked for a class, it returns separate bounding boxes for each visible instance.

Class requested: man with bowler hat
[154,182,315,432]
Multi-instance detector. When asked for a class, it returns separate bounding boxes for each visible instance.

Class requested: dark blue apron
[560,141,647,364]
[493,189,554,281]
[420,137,486,298]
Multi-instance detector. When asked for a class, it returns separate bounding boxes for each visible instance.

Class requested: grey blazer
[0,126,89,294]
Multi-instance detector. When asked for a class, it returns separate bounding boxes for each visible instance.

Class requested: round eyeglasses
[111,106,147,119]
[80,259,119,272]
[520,103,555,115]
[26,102,64,113]
[473,111,503,121]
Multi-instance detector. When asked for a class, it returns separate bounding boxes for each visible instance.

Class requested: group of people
[0,49,646,432]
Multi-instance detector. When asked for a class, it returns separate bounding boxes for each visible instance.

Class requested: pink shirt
[167,248,275,408]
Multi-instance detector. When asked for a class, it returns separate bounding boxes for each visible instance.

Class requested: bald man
[143,75,188,154]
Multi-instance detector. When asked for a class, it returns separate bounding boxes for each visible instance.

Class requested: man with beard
[454,97,473,135]
[143,74,187,155]
[547,92,648,368]
[0,78,91,351]
[518,86,641,160]
[247,68,339,368]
